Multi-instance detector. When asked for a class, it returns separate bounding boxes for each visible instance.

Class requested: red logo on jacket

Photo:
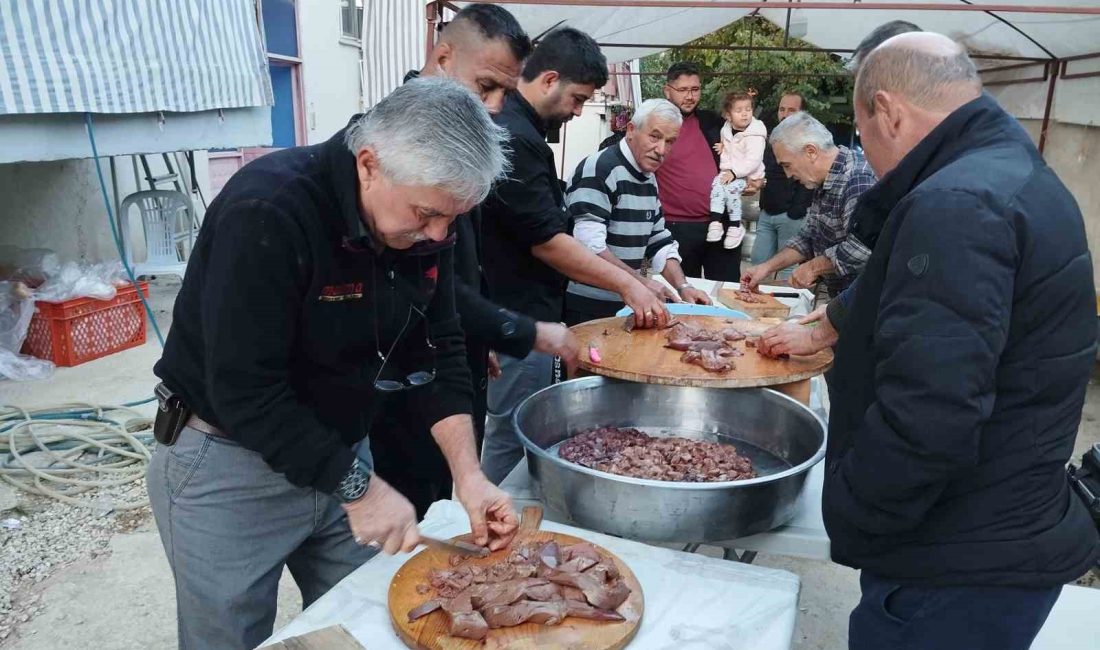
[424,266,438,283]
[318,282,363,302]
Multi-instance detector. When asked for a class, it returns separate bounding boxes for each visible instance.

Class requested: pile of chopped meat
[559,426,757,482]
[407,540,630,640]
[664,322,746,373]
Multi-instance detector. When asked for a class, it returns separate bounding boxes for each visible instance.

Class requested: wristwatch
[335,457,371,503]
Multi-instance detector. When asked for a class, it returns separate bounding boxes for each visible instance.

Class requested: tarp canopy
[446,0,1100,126]
[458,0,1100,63]
[0,0,273,115]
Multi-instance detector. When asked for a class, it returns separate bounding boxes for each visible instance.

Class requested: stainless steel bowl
[513,376,826,543]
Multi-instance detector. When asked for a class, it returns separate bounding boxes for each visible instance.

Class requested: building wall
[1016,119,1100,287]
[0,154,211,265]
[297,1,364,144]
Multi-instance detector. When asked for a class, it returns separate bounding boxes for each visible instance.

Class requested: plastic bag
[0,347,54,381]
[0,246,61,287]
[32,260,126,303]
[0,281,54,381]
[0,281,35,352]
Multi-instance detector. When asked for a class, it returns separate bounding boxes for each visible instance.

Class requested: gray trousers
[147,427,378,650]
[481,351,554,484]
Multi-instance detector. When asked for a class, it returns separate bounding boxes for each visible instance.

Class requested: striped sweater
[566,139,679,310]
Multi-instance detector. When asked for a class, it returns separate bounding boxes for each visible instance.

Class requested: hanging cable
[83,112,166,348]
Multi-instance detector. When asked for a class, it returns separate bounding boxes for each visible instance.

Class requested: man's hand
[533,322,582,373]
[621,279,671,329]
[487,351,502,380]
[741,177,765,197]
[454,475,519,551]
[642,277,681,304]
[717,170,735,185]
[342,475,419,555]
[740,265,771,292]
[790,260,820,290]
[759,309,838,356]
[798,304,828,325]
[679,286,712,305]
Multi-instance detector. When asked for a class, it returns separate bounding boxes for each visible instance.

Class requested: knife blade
[419,535,490,558]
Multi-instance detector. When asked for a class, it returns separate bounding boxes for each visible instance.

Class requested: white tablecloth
[263,500,802,650]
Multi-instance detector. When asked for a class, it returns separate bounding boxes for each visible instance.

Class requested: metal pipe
[978,61,1048,74]
[782,6,791,48]
[480,0,1100,15]
[1038,63,1059,155]
[611,70,850,78]
[982,60,1051,86]
[1059,52,1100,80]
[596,42,1048,62]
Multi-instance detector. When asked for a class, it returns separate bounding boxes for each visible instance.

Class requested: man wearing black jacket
[479,29,670,484]
[371,3,579,518]
[825,34,1099,649]
[751,92,814,279]
[147,79,519,649]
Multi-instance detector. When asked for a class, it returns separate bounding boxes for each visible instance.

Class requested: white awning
[0,0,273,115]
[362,0,427,108]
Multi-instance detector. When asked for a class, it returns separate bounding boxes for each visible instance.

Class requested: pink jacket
[719,117,767,180]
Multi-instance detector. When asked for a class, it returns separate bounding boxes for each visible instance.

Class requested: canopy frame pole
[1038,61,1059,155]
[598,42,1049,63]
[480,1,1100,16]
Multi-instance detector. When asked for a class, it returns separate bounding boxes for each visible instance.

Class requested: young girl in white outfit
[708,91,767,249]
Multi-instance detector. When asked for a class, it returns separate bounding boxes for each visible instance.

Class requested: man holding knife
[147,79,518,649]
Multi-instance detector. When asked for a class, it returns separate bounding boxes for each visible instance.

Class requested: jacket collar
[821,146,851,193]
[850,93,1010,248]
[616,137,650,180]
[325,115,455,257]
[507,90,549,137]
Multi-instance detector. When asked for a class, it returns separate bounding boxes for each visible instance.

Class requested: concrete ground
[0,277,1097,649]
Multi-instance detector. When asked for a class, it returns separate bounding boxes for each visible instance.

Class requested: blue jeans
[752,210,805,279]
[849,572,1062,650]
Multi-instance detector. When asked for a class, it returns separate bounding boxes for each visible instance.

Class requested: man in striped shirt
[564,99,712,324]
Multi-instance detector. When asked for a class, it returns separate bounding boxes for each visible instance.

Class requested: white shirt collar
[618,137,650,178]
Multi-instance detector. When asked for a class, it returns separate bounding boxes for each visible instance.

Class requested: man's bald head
[855,32,981,116]
[853,32,983,177]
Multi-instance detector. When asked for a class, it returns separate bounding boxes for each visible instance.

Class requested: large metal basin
[513,376,826,543]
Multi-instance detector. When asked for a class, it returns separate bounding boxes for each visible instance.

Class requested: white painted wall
[0,153,212,265]
[548,99,613,182]
[297,1,364,144]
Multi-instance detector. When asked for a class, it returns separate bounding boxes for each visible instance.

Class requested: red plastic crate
[21,281,149,367]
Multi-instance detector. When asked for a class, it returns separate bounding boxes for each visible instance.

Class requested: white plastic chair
[118,190,195,279]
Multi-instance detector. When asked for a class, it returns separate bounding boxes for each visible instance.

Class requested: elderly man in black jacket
[148,79,519,649]
[824,33,1099,649]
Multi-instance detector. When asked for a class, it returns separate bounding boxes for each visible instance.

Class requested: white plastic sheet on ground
[263,499,802,650]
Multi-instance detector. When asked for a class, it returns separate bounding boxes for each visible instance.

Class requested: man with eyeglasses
[146,79,519,650]
[655,62,749,281]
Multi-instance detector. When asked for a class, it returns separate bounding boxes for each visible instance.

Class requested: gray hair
[855,32,981,115]
[769,111,836,152]
[630,99,682,129]
[345,77,510,204]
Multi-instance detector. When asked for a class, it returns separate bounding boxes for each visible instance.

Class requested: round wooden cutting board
[389,508,643,650]
[570,315,832,388]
